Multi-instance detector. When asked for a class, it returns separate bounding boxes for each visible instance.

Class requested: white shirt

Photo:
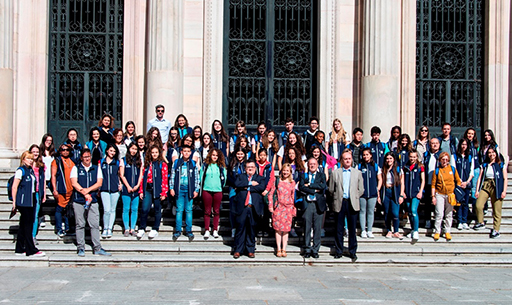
[485,165,495,179]
[147,117,173,143]
[42,155,54,181]
[70,163,103,180]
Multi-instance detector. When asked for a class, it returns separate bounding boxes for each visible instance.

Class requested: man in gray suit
[299,158,327,258]
[329,149,364,262]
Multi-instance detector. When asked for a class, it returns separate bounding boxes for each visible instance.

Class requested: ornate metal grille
[48,0,123,142]
[416,0,483,137]
[223,0,316,130]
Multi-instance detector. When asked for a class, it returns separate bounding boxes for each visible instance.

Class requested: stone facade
[0,0,510,165]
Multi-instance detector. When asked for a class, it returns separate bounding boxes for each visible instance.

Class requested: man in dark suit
[299,158,327,258]
[232,160,266,258]
[329,149,364,262]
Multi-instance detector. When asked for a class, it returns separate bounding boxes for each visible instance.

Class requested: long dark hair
[229,147,247,171]
[124,121,136,138]
[205,148,226,168]
[382,152,400,186]
[144,145,164,169]
[397,133,413,152]
[146,127,163,150]
[29,144,44,168]
[284,147,305,173]
[202,132,214,150]
[166,126,181,149]
[211,120,229,142]
[39,133,56,157]
[308,146,324,164]
[462,127,478,149]
[284,132,306,157]
[388,125,402,144]
[486,147,502,165]
[406,149,423,167]
[174,114,189,129]
[360,147,375,167]
[89,127,101,142]
[125,142,142,168]
[262,130,279,153]
[134,135,146,153]
[482,129,497,148]
[456,138,471,157]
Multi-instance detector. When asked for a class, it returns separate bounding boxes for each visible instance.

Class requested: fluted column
[361,0,401,141]
[0,0,14,161]
[146,0,184,124]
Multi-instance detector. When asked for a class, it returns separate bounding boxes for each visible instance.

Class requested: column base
[0,149,19,169]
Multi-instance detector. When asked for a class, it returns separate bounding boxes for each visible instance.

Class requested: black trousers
[334,199,358,256]
[15,204,38,256]
[234,206,257,254]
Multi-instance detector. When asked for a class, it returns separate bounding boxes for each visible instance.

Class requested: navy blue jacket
[171,158,198,199]
[212,133,228,158]
[15,166,35,208]
[328,139,346,159]
[100,158,120,193]
[121,157,141,197]
[65,141,83,164]
[479,162,505,197]
[228,161,246,198]
[142,161,164,199]
[54,157,75,195]
[424,150,441,184]
[365,141,388,168]
[380,166,402,204]
[178,126,193,138]
[73,163,100,204]
[394,149,410,169]
[233,173,266,217]
[468,141,480,169]
[358,162,379,198]
[278,131,290,147]
[403,164,423,199]
[455,154,473,186]
[298,171,327,212]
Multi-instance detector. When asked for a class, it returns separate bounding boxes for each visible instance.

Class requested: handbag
[439,169,460,207]
[454,186,465,203]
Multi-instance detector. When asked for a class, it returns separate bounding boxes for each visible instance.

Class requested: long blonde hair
[280,163,294,182]
[329,119,347,145]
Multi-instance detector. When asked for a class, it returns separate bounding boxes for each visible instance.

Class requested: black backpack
[7,167,25,201]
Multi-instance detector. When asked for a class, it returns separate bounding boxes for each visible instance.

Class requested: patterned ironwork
[223,0,316,129]
[48,0,123,142]
[416,0,483,137]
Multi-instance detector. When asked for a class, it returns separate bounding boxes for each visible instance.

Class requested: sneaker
[385,231,393,239]
[490,230,500,239]
[173,232,181,241]
[425,220,431,229]
[77,249,85,257]
[15,252,25,256]
[412,231,419,241]
[212,230,219,238]
[257,231,263,237]
[457,223,463,230]
[107,229,113,238]
[445,232,452,241]
[123,230,130,237]
[136,229,145,239]
[204,230,210,240]
[186,231,194,242]
[33,237,39,245]
[148,230,159,239]
[321,228,326,238]
[360,231,367,238]
[94,248,112,256]
[101,230,108,239]
[393,232,403,240]
[290,228,298,237]
[57,231,65,238]
[231,228,236,238]
[367,231,375,238]
[39,221,46,228]
[31,251,46,257]
[473,223,485,230]
[462,223,470,230]
[433,233,440,241]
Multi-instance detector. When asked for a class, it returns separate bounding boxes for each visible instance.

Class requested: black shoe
[311,253,319,259]
[185,231,194,242]
[473,223,485,230]
[257,231,263,237]
[303,253,311,258]
[333,254,342,259]
[172,232,181,241]
[490,230,500,239]
[349,253,358,262]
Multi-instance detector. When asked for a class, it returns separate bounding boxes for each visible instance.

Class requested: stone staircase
[1,168,512,267]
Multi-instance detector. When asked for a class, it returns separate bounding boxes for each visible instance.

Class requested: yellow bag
[448,193,458,206]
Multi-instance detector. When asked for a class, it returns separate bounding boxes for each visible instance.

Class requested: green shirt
[201,163,225,192]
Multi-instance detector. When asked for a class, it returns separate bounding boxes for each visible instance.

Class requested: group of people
[11,104,508,262]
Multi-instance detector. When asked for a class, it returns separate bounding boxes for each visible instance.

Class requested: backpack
[7,167,25,201]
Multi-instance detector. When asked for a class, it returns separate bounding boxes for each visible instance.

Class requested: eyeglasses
[60,149,70,152]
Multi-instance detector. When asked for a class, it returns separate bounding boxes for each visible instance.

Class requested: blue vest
[121,157,141,197]
[365,141,387,168]
[437,135,458,156]
[178,126,193,138]
[228,161,246,198]
[212,133,228,158]
[100,158,120,193]
[258,162,273,189]
[328,136,346,159]
[54,157,75,195]
[395,148,409,168]
[424,150,441,182]
[279,131,289,146]
[201,163,226,192]
[358,163,379,198]
[468,142,480,168]
[455,154,473,186]
[15,166,35,208]
[142,161,164,199]
[166,147,175,164]
[404,164,422,199]
[66,141,83,164]
[380,166,402,204]
[36,166,45,198]
[73,163,99,204]
[479,163,505,197]
[172,158,197,199]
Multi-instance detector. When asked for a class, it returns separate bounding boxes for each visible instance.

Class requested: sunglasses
[156,110,164,113]
[420,129,428,132]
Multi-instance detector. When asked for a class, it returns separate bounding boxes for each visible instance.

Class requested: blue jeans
[140,191,162,231]
[54,205,69,234]
[359,197,377,232]
[32,193,40,237]
[457,187,471,224]
[382,188,400,233]
[406,197,420,232]
[101,192,120,231]
[175,185,193,233]
[122,195,139,230]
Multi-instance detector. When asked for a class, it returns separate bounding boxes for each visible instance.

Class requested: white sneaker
[462,223,470,230]
[367,231,375,238]
[360,230,367,238]
[136,229,145,239]
[32,251,46,257]
[457,223,463,230]
[101,230,108,239]
[148,230,158,239]
[203,230,210,239]
[39,222,46,228]
[412,231,419,240]
[212,230,219,238]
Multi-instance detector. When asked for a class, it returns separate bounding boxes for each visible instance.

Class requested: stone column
[361,0,401,141]
[123,0,147,134]
[400,0,417,135]
[485,0,510,163]
[146,0,184,127]
[0,0,17,166]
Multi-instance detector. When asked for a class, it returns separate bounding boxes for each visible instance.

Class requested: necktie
[245,176,252,206]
